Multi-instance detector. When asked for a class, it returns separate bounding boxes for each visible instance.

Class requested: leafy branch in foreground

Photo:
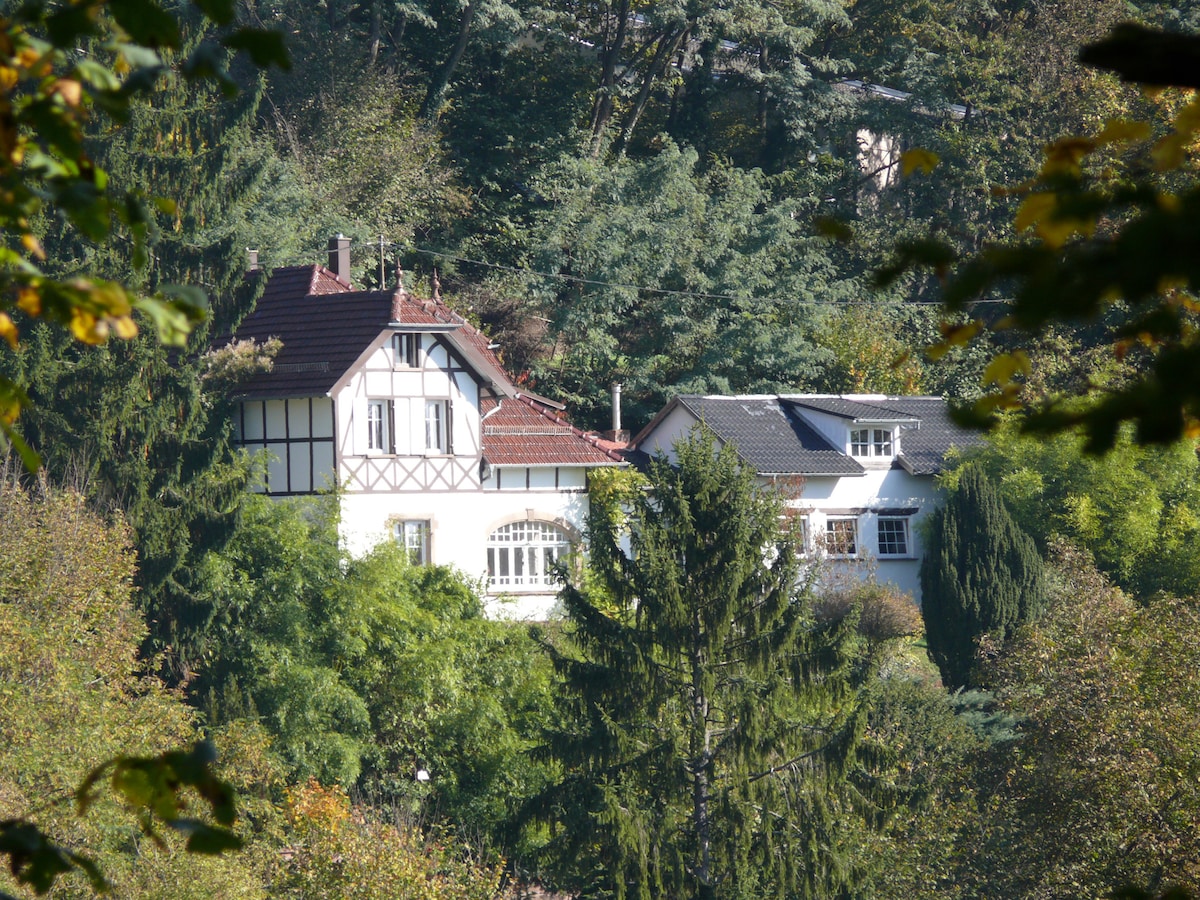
[0,741,240,897]
[0,1,286,465]
[877,23,1200,453]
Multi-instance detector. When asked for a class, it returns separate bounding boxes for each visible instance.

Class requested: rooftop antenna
[378,234,385,288]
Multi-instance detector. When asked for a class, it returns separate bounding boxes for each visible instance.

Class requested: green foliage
[957,544,1200,897]
[5,322,252,674]
[0,0,285,457]
[876,24,1200,451]
[962,425,1200,599]
[534,426,869,899]
[271,781,509,900]
[0,486,259,898]
[195,494,556,848]
[810,304,926,395]
[920,465,1045,689]
[521,143,848,428]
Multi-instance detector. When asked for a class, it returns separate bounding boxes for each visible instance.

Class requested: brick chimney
[328,234,351,282]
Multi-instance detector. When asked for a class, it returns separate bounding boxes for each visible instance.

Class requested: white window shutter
[351,396,367,456]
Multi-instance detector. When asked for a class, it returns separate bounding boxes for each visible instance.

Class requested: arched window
[487,520,571,589]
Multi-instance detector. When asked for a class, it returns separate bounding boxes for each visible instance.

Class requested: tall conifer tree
[534,428,867,900]
[920,465,1045,690]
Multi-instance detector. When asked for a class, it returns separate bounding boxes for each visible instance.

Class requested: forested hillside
[6,0,1200,898]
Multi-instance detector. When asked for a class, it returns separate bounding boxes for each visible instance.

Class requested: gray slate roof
[675,396,865,476]
[637,394,982,477]
[858,395,984,475]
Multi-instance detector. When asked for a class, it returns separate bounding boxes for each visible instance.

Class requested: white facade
[232,266,623,619]
[633,394,973,602]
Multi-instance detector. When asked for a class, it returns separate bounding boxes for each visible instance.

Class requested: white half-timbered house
[229,242,624,618]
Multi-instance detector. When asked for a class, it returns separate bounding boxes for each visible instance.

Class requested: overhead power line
[265,237,1004,307]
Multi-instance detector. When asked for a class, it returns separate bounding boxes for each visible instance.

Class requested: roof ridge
[311,264,353,292]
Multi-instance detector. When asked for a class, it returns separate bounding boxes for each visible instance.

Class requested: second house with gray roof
[631,394,982,601]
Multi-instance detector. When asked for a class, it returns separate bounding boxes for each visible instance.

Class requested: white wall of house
[786,468,942,600]
[338,471,591,620]
[236,327,601,619]
[641,408,943,602]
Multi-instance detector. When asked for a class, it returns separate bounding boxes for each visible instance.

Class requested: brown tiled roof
[483,394,625,466]
[229,265,513,400]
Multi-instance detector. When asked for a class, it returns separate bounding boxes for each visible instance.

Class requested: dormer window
[851,427,893,458]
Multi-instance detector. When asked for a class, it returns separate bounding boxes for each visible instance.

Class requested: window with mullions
[488,520,571,588]
[392,333,421,368]
[850,428,893,458]
[393,519,430,565]
[825,518,858,557]
[877,517,909,556]
[366,399,392,453]
[425,399,449,453]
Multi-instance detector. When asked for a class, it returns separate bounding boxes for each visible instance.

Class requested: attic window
[393,333,421,368]
[851,428,893,458]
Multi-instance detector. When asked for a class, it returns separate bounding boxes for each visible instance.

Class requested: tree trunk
[691,606,714,898]
[420,1,477,121]
[614,27,689,155]
[368,4,383,68]
[589,0,632,154]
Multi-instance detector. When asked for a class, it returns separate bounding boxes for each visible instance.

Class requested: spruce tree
[533,427,866,900]
[920,465,1045,690]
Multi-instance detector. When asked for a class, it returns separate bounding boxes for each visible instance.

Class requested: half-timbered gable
[228,256,623,618]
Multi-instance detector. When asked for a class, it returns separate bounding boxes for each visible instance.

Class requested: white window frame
[850,427,894,458]
[425,399,448,453]
[487,520,571,589]
[825,517,859,558]
[366,399,392,453]
[876,517,909,557]
[392,333,421,369]
[393,519,430,565]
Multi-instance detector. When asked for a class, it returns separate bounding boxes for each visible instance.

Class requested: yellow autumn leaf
[89,281,133,316]
[111,315,138,339]
[20,232,44,260]
[1041,136,1094,177]
[982,351,1030,387]
[899,148,940,177]
[0,393,20,425]
[70,309,105,344]
[1174,96,1200,137]
[1158,192,1182,213]
[1015,192,1057,234]
[1153,133,1188,171]
[0,313,18,349]
[1038,215,1093,249]
[16,287,40,316]
[51,78,81,106]
[1095,118,1152,146]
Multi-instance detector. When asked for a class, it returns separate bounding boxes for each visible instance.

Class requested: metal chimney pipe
[246,248,259,272]
[611,382,622,433]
